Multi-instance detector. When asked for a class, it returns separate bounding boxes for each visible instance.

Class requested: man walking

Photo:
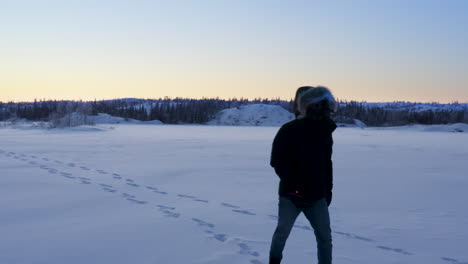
[269,86,337,264]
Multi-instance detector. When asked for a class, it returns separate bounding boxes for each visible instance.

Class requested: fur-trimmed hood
[297,86,337,118]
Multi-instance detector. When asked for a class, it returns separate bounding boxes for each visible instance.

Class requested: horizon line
[1,97,467,105]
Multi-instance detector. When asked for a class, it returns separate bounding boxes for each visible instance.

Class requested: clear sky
[1,0,467,103]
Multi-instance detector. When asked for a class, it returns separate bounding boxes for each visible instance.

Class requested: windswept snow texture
[1,124,468,264]
[208,104,294,126]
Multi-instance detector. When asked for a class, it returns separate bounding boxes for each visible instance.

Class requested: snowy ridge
[207,104,294,126]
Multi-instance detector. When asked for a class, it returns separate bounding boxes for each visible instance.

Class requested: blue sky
[1,0,467,102]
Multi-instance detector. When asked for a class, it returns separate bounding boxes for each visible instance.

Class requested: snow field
[1,124,467,264]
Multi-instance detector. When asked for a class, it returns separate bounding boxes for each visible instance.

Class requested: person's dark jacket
[270,117,337,206]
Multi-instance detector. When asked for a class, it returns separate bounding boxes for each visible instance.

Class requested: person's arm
[325,120,335,206]
[270,126,295,183]
[325,158,333,206]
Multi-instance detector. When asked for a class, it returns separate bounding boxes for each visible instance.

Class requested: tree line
[0,98,290,125]
[0,98,467,126]
[334,100,468,126]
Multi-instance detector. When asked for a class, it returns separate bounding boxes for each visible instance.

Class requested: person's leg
[269,196,301,262]
[303,198,332,264]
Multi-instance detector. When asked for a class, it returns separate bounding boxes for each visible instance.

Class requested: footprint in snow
[156,205,175,210]
[60,172,76,179]
[78,177,91,181]
[80,166,90,171]
[191,218,215,228]
[126,198,148,204]
[178,194,197,199]
[294,224,312,231]
[334,231,375,242]
[156,206,180,218]
[112,173,122,179]
[96,170,108,174]
[153,190,168,195]
[441,257,458,263]
[48,169,58,174]
[126,183,140,187]
[221,203,241,209]
[103,187,117,193]
[237,242,260,257]
[120,193,145,203]
[122,193,135,199]
[232,209,256,216]
[268,215,278,220]
[199,224,264,263]
[194,199,209,203]
[440,257,468,264]
[67,163,75,167]
[161,210,180,218]
[213,233,228,242]
[204,230,228,242]
[376,245,412,255]
[42,158,49,161]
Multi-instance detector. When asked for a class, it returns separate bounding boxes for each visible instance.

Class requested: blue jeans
[269,196,332,263]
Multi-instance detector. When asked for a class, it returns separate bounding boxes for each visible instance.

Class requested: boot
[269,257,282,264]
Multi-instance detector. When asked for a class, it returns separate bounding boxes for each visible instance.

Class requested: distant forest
[0,98,467,126]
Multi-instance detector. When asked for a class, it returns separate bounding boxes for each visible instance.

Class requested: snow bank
[208,104,294,126]
[366,123,468,133]
[92,113,136,124]
[0,113,163,130]
[51,112,162,128]
[354,119,367,128]
[92,113,162,125]
[419,123,467,133]
[0,119,49,130]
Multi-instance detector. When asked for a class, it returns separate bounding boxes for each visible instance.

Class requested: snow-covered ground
[208,104,294,126]
[1,124,467,264]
